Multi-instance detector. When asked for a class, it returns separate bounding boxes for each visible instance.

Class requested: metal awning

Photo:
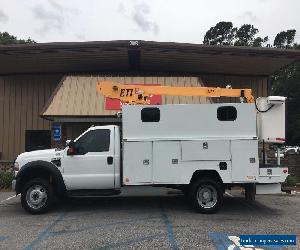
[1,40,300,76]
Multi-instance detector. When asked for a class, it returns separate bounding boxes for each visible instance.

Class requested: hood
[16,148,63,163]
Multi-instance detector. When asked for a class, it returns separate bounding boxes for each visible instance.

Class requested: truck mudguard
[15,160,66,196]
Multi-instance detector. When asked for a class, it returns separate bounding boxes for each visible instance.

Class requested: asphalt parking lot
[0,187,299,250]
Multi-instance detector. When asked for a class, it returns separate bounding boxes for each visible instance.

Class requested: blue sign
[240,235,296,247]
[52,124,61,141]
[209,232,287,250]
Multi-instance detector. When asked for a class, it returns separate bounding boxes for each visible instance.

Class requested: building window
[141,107,160,122]
[75,129,110,154]
[25,130,51,152]
[217,106,237,121]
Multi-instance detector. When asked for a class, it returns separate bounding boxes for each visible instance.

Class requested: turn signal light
[14,162,19,171]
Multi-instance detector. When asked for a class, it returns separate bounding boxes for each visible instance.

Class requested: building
[0,40,300,162]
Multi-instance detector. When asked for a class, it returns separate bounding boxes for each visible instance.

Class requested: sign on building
[105,84,162,110]
[52,124,62,141]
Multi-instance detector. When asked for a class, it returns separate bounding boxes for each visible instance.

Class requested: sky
[0,0,299,45]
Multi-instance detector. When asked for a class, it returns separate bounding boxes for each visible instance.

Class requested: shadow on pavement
[53,194,281,217]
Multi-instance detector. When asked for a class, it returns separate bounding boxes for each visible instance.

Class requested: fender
[15,160,66,196]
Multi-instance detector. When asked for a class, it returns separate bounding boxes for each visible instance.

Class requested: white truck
[12,96,288,214]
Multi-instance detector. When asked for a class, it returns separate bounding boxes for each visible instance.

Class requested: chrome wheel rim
[26,185,48,210]
[196,184,218,209]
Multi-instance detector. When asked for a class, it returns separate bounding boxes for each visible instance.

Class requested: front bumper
[11,179,16,191]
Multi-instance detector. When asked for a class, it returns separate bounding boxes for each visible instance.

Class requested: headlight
[14,162,19,171]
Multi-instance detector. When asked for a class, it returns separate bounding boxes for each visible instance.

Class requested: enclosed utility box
[256,96,286,144]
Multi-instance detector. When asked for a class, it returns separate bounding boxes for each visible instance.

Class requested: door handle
[107,156,113,165]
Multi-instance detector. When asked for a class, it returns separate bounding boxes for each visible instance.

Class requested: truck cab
[13,125,120,214]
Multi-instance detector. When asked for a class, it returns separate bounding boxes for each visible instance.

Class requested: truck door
[62,127,115,190]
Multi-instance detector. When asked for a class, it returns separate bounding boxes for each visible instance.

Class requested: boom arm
[96,80,255,104]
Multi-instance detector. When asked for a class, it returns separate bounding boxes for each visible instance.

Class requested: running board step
[67,189,121,197]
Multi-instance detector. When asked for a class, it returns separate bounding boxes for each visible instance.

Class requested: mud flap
[256,183,282,194]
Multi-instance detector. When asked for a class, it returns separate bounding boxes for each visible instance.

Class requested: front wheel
[21,178,55,214]
[189,178,223,213]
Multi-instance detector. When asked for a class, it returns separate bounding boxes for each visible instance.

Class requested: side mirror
[65,140,71,147]
[67,140,77,155]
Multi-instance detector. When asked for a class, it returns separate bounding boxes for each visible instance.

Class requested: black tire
[21,178,55,214]
[189,178,223,214]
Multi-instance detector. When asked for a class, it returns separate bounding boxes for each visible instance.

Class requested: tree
[273,29,296,48]
[252,36,269,47]
[203,22,268,47]
[0,32,36,45]
[271,43,300,145]
[203,22,236,45]
[234,24,258,46]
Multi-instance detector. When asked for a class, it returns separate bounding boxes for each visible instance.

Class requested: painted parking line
[0,194,19,204]
[23,213,162,249]
[160,204,178,250]
[23,212,67,250]
[225,192,234,197]
[47,215,161,237]
[0,236,8,241]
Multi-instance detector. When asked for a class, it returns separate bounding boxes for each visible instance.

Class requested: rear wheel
[21,178,55,214]
[189,178,223,213]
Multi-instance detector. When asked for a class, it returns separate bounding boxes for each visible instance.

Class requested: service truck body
[122,103,257,186]
[13,98,288,214]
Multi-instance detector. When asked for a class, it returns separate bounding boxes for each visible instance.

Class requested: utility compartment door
[123,141,153,185]
[181,140,230,161]
[231,140,259,182]
[153,141,181,183]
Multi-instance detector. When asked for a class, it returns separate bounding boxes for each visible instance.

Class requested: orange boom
[96,80,255,104]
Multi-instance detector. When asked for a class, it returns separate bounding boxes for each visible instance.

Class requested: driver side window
[75,129,110,155]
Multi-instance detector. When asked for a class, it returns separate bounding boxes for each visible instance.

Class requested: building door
[25,130,51,152]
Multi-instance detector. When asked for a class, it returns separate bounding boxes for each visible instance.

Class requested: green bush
[286,175,300,186]
[0,171,14,189]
